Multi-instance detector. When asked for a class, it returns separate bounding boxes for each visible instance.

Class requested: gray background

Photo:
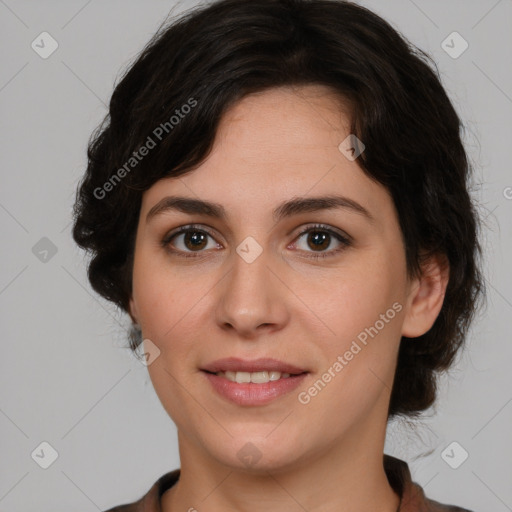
[1,0,511,510]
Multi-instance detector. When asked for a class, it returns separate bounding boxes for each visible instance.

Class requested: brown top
[103,455,473,512]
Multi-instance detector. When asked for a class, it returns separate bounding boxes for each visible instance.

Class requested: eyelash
[161,223,352,260]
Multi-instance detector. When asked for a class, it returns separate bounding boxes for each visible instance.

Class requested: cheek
[320,269,398,338]
[131,248,202,336]
[302,281,403,419]
[145,356,196,431]
[312,264,404,392]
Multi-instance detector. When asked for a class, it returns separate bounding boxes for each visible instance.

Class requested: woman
[72,0,485,510]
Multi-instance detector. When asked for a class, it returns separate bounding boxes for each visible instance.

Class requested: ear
[401,252,450,338]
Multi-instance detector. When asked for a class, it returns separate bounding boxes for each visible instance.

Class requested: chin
[204,433,310,474]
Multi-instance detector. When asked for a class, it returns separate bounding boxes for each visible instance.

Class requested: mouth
[200,356,308,376]
[200,357,309,406]
[202,369,308,383]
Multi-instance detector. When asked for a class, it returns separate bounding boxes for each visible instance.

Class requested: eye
[290,224,352,260]
[161,223,352,260]
[161,224,220,258]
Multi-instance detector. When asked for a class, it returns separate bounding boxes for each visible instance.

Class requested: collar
[117,454,471,512]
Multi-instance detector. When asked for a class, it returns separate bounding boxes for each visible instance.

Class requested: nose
[214,245,290,339]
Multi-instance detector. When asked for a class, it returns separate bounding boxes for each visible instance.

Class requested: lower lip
[202,371,308,406]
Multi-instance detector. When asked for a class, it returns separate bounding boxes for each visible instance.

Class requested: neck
[162,411,400,512]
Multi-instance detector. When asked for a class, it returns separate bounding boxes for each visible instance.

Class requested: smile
[214,370,293,383]
[202,370,308,406]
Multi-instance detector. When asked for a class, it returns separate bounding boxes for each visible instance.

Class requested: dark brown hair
[72,0,485,418]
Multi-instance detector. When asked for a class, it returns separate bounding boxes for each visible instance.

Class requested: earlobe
[401,253,450,338]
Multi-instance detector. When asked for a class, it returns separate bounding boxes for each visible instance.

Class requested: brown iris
[184,230,208,251]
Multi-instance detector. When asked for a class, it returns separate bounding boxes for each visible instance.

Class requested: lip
[200,357,308,374]
[202,371,309,406]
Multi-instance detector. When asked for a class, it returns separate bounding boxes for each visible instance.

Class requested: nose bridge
[215,236,288,335]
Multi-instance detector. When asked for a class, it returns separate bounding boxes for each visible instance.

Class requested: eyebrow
[146,194,375,224]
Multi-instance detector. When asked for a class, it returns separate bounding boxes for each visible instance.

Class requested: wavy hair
[72,0,485,418]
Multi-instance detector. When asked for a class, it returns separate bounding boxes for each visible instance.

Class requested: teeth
[216,370,292,383]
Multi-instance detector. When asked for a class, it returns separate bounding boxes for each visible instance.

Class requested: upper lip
[201,357,308,374]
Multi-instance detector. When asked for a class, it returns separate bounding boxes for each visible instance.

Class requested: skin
[128,85,449,512]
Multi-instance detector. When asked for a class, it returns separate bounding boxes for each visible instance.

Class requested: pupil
[309,231,329,251]
[185,231,207,250]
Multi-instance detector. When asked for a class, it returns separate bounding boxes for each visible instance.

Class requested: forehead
[140,85,393,228]
[213,84,353,157]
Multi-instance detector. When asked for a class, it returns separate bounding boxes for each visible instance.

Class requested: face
[129,85,427,473]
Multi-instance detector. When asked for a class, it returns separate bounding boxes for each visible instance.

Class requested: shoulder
[102,469,180,512]
[103,505,139,512]
[384,455,475,512]
[404,480,476,512]
[424,495,475,512]
[102,492,147,512]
